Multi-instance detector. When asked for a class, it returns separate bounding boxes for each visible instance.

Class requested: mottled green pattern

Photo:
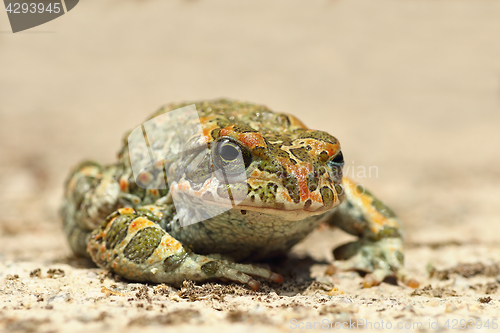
[123,227,164,264]
[105,215,133,250]
[61,99,415,290]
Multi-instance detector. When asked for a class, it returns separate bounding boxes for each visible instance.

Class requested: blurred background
[0,0,499,260]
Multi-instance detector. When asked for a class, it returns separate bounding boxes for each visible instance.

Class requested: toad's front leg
[87,206,282,290]
[325,177,419,288]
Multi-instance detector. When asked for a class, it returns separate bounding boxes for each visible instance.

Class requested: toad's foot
[326,178,419,288]
[87,206,282,291]
[330,237,419,288]
[194,257,283,291]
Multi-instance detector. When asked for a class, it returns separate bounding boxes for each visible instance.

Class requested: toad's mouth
[169,177,343,221]
[225,203,336,221]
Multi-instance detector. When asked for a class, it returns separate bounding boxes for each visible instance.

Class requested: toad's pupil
[220,144,240,161]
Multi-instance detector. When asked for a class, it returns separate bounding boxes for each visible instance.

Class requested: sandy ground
[1,0,500,332]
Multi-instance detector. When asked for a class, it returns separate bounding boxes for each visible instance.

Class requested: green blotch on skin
[307,173,319,192]
[371,198,397,218]
[396,251,404,264]
[137,208,163,222]
[123,227,164,264]
[290,147,309,162]
[334,184,343,196]
[318,151,329,162]
[304,199,312,209]
[373,227,401,241]
[269,144,291,160]
[163,250,189,271]
[211,128,221,140]
[320,186,334,208]
[105,214,134,250]
[201,261,220,276]
[283,176,300,204]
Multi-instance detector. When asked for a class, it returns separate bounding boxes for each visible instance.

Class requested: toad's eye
[219,143,240,161]
[213,138,252,175]
[331,151,344,165]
